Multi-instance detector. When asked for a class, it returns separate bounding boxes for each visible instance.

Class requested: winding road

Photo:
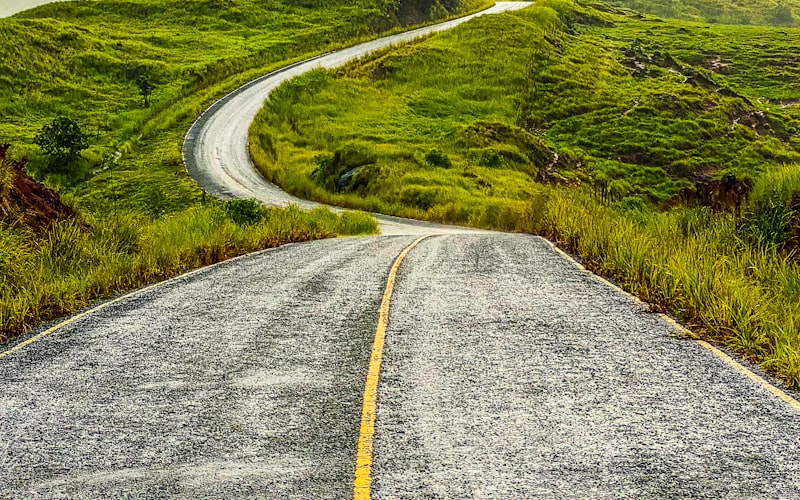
[3,3,800,498]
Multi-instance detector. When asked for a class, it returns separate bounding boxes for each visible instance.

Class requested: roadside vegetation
[0,0,491,341]
[0,195,376,341]
[251,0,800,388]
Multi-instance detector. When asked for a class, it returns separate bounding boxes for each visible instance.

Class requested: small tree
[769,1,795,26]
[136,75,155,107]
[34,117,89,170]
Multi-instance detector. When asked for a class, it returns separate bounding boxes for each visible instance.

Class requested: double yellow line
[353,235,430,500]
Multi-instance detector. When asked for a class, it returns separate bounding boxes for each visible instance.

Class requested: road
[182,1,532,235]
[2,234,799,497]
[2,2,800,498]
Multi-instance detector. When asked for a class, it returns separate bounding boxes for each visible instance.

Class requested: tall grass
[526,189,800,388]
[0,204,377,341]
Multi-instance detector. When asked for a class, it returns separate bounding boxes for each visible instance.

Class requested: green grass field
[603,0,799,26]
[251,0,800,387]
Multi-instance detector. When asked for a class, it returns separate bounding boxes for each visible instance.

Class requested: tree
[769,1,795,26]
[136,75,155,107]
[34,117,89,169]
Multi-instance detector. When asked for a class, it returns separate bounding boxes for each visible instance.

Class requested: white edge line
[538,236,800,412]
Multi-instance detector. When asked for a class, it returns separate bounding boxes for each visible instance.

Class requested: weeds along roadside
[0,202,378,342]
[248,0,800,388]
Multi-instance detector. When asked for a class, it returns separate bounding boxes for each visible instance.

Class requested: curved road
[3,2,800,498]
[182,2,532,235]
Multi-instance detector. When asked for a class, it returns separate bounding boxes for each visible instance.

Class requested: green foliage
[0,0,488,220]
[596,0,800,26]
[33,116,89,166]
[136,75,155,108]
[0,203,376,341]
[521,188,800,389]
[742,163,800,251]
[424,148,452,168]
[252,0,800,212]
[223,198,266,225]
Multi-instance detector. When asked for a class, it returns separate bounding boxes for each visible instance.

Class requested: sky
[0,0,70,18]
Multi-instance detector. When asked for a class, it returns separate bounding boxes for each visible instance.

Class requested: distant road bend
[2,2,800,498]
[182,1,531,235]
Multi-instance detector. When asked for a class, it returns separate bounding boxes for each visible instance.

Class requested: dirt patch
[706,55,733,75]
[0,144,74,232]
[667,173,752,214]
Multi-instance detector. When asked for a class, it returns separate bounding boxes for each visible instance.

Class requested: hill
[250,0,800,387]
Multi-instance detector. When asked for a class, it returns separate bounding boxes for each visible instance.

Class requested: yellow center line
[353,235,431,500]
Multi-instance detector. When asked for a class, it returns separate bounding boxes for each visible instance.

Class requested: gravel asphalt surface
[2,234,800,497]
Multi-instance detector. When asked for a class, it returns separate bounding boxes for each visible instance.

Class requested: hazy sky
[0,0,70,18]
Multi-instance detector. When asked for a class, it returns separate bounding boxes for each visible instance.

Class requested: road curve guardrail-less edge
[181,2,532,235]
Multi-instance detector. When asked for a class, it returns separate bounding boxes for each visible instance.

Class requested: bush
[424,148,452,168]
[34,117,89,171]
[478,149,506,168]
[223,198,266,225]
[399,185,443,210]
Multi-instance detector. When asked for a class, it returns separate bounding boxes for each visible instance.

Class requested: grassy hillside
[1,0,491,216]
[603,0,799,26]
[0,0,491,341]
[252,1,800,214]
[251,1,800,387]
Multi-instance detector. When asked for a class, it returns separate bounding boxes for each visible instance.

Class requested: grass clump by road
[0,0,492,341]
[251,0,800,388]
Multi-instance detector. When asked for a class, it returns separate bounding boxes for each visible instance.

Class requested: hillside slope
[250,0,800,388]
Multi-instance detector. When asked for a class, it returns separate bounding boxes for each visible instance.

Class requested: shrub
[424,148,452,168]
[223,198,266,225]
[34,117,89,169]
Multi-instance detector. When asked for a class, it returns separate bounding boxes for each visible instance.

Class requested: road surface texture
[3,2,800,498]
[2,234,799,498]
[182,2,533,236]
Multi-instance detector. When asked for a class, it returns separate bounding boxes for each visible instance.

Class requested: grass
[251,0,800,388]
[1,0,493,216]
[0,202,377,341]
[252,2,800,209]
[527,188,800,388]
[597,0,800,26]
[0,0,493,341]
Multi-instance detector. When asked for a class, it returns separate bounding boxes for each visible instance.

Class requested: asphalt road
[2,234,799,498]
[3,2,800,497]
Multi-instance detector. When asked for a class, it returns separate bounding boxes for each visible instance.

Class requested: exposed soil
[666,172,752,214]
[0,144,74,232]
